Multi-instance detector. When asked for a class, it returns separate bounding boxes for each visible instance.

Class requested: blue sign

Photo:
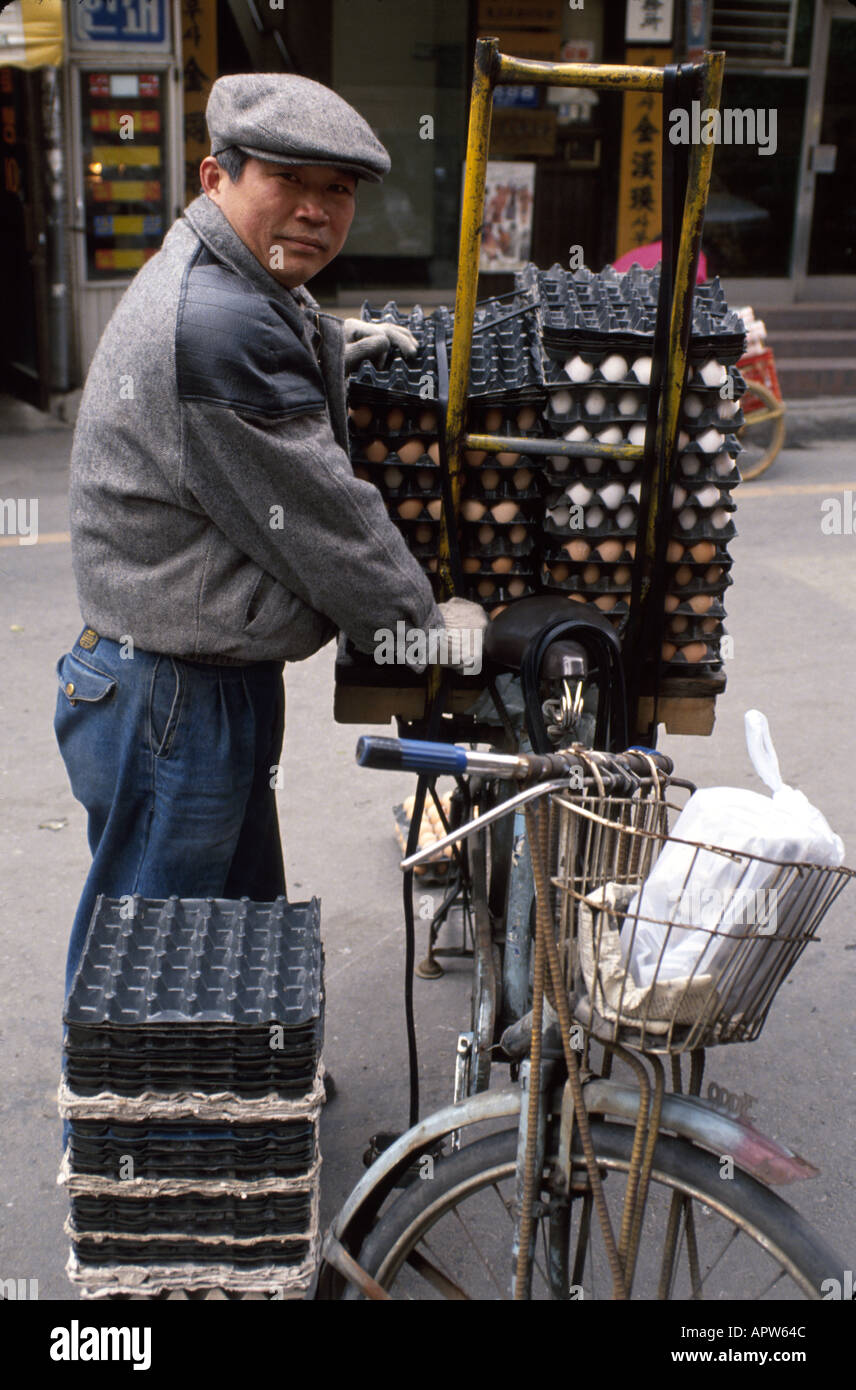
[72,0,170,50]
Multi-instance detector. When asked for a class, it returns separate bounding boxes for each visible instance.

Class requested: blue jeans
[54,630,287,1000]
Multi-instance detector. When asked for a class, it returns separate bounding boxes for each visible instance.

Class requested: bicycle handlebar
[355,735,672,782]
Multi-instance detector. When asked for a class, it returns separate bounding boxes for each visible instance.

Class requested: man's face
[200,155,357,288]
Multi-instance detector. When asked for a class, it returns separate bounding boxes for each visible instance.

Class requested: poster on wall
[476,161,536,272]
[625,0,674,45]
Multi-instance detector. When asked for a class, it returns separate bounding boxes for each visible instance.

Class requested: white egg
[714,452,736,477]
[627,423,646,446]
[568,482,593,505]
[585,389,607,415]
[627,481,642,502]
[564,423,591,442]
[672,484,687,507]
[617,391,641,415]
[550,389,573,413]
[600,353,628,382]
[699,359,727,387]
[694,484,720,508]
[616,505,635,528]
[564,354,594,382]
[681,456,701,476]
[716,397,739,419]
[550,505,570,527]
[632,355,652,384]
[678,508,698,529]
[712,507,730,528]
[617,457,635,474]
[697,428,725,453]
[599,482,625,509]
[584,456,602,474]
[597,425,623,444]
[549,454,570,472]
[683,393,705,418]
[586,505,604,527]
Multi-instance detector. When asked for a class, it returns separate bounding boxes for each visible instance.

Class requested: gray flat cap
[206,73,390,183]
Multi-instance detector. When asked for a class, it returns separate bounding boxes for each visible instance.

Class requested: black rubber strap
[520,616,628,754]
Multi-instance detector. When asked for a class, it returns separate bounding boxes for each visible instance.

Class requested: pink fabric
[611,240,709,282]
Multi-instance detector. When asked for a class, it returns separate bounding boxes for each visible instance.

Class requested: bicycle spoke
[451,1201,508,1298]
[405,1244,469,1299]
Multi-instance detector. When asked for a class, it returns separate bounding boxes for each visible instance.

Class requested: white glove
[401,600,488,677]
[343,318,419,372]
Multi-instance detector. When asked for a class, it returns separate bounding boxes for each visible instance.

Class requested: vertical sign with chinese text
[615,48,672,260]
[181,0,216,206]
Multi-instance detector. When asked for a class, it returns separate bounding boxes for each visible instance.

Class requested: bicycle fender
[583,1080,818,1186]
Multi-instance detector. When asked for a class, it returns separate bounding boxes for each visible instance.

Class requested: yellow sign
[0,0,63,69]
[615,48,672,260]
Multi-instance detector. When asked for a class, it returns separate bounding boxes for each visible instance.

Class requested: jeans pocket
[55,651,118,712]
[149,656,184,759]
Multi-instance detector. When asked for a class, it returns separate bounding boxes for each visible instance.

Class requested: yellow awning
[0,0,64,69]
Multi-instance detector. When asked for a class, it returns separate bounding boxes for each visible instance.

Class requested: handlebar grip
[624,746,674,777]
[356,736,468,776]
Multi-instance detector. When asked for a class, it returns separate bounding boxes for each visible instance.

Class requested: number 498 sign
[71,0,172,52]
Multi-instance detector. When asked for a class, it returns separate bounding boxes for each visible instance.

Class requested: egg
[586,505,605,528]
[689,541,716,562]
[386,406,405,431]
[481,468,500,490]
[597,426,623,446]
[625,540,636,558]
[509,525,528,543]
[711,507,730,529]
[478,579,496,597]
[550,505,571,528]
[565,539,591,561]
[618,391,641,415]
[516,405,537,431]
[697,428,725,454]
[496,452,520,467]
[418,409,437,432]
[698,359,727,387]
[550,455,571,472]
[584,457,602,474]
[613,565,632,586]
[678,431,690,449]
[549,563,570,582]
[354,465,371,482]
[674,564,693,586]
[415,523,433,543]
[681,456,701,476]
[397,438,424,464]
[680,641,709,663]
[627,481,642,502]
[384,465,404,489]
[463,557,480,573]
[670,616,689,634]
[507,578,527,597]
[678,507,697,529]
[594,594,616,611]
[713,452,736,477]
[564,424,591,442]
[701,617,720,634]
[688,594,714,615]
[582,563,600,584]
[397,499,423,520]
[627,423,647,446]
[492,501,519,523]
[462,500,487,521]
[704,565,724,584]
[569,592,588,603]
[512,468,533,491]
[617,458,635,474]
[664,595,680,613]
[490,604,507,618]
[585,389,608,416]
[416,469,435,491]
[600,353,628,382]
[427,558,438,572]
[485,407,504,432]
[492,555,514,573]
[350,404,373,429]
[564,354,594,382]
[716,397,739,420]
[694,484,720,508]
[616,505,635,528]
[427,442,441,464]
[568,482,593,506]
[550,389,573,414]
[683,393,705,419]
[662,642,677,661]
[478,524,495,544]
[599,482,625,510]
[632,355,652,385]
[666,540,684,563]
[426,498,443,519]
[596,539,623,562]
[465,449,487,466]
[673,484,687,508]
[365,439,389,463]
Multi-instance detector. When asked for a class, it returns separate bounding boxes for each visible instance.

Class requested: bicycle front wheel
[738,378,786,480]
[347,1124,844,1300]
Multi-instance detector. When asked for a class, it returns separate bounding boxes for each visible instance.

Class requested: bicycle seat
[484,595,614,676]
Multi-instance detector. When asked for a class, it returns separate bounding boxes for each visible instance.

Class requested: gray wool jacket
[68,192,442,663]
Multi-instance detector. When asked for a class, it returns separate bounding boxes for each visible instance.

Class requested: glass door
[807,8,856,273]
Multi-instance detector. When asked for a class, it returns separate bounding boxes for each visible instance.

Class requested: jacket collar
[182,194,321,318]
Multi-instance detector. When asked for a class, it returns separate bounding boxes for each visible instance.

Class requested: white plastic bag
[621,711,844,987]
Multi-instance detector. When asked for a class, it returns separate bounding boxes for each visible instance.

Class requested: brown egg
[625,540,636,559]
[465,449,487,466]
[548,563,570,582]
[594,594,616,611]
[664,594,680,612]
[350,405,373,429]
[397,499,423,520]
[596,539,623,562]
[496,451,520,467]
[354,465,371,482]
[674,564,693,586]
[512,468,533,491]
[509,524,527,544]
[492,555,514,574]
[516,405,537,431]
[613,566,632,586]
[490,604,507,619]
[415,523,433,543]
[386,406,405,431]
[463,557,481,573]
[666,540,684,563]
[426,498,444,519]
[582,564,600,584]
[482,468,501,490]
[427,557,438,571]
[704,565,724,584]
[477,579,496,597]
[478,524,496,544]
[701,617,719,633]
[418,409,437,432]
[491,501,519,523]
[397,438,425,464]
[564,539,591,561]
[662,642,677,661]
[689,540,716,563]
[507,578,527,597]
[365,439,388,463]
[670,615,689,634]
[485,407,504,432]
[569,592,588,603]
[383,466,403,489]
[681,641,708,662]
[688,593,713,614]
[416,469,435,491]
[428,441,441,464]
[462,500,487,521]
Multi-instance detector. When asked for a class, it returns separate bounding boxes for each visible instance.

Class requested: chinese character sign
[625,0,674,45]
[614,49,671,260]
[181,0,217,206]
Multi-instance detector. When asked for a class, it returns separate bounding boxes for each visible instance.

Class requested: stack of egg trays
[58,893,325,1299]
[517,262,745,674]
[348,296,548,613]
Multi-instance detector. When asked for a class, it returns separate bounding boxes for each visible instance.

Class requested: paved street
[1,408,854,1300]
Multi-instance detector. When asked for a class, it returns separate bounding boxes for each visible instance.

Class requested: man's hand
[403,598,488,675]
[343,319,419,373]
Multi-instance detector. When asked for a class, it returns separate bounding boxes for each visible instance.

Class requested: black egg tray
[542,454,643,487]
[677,428,741,460]
[544,392,650,430]
[350,441,438,470]
[665,617,726,644]
[543,346,657,389]
[68,1119,317,1181]
[64,1022,320,1058]
[464,555,539,580]
[461,526,537,559]
[64,1052,320,1099]
[68,1236,312,1267]
[664,566,732,598]
[348,404,442,436]
[540,556,636,591]
[664,592,728,620]
[670,507,737,546]
[545,536,638,567]
[662,643,724,673]
[70,1191,312,1239]
[675,454,740,486]
[468,578,538,610]
[544,500,640,540]
[375,474,443,505]
[546,478,641,511]
[462,473,542,505]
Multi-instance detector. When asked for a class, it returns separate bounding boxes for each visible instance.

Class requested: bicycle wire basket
[550,779,854,1054]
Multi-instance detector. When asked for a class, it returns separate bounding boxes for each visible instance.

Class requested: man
[55,73,484,995]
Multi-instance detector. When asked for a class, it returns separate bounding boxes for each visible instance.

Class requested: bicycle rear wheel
[738,378,786,480]
[346,1124,844,1300]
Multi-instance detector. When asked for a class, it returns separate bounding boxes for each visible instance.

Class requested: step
[754,303,856,332]
[773,358,856,398]
[768,329,856,358]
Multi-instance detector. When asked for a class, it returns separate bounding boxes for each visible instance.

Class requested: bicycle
[736,318,786,481]
[318,600,853,1301]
